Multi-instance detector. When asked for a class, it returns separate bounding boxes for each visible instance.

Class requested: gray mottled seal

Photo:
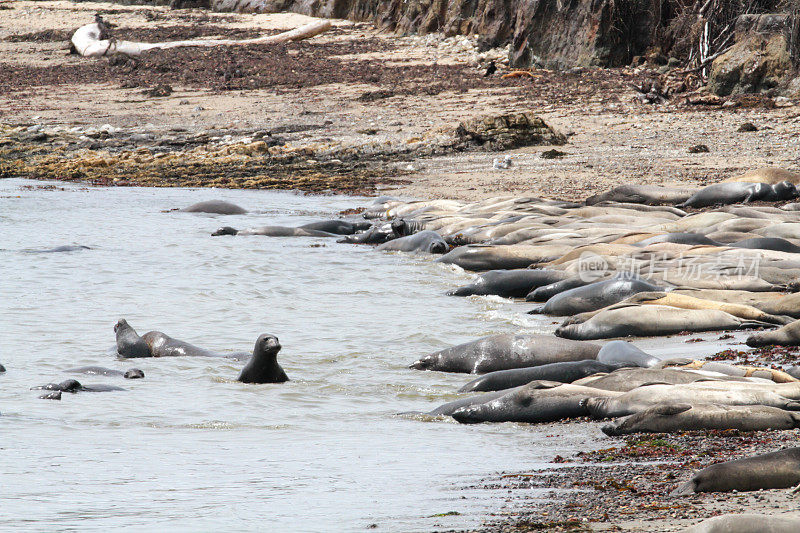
[299,220,371,235]
[747,319,800,347]
[731,237,800,254]
[237,334,288,384]
[672,447,800,496]
[526,276,596,302]
[682,514,800,533]
[451,381,621,424]
[212,226,336,237]
[678,182,783,208]
[426,388,520,416]
[448,269,569,297]
[529,277,662,316]
[376,230,448,254]
[66,366,144,379]
[458,360,626,392]
[180,200,247,214]
[337,223,395,244]
[597,340,660,368]
[410,334,602,374]
[574,367,714,392]
[32,379,125,392]
[436,244,571,271]
[602,403,800,436]
[555,305,772,340]
[114,319,250,359]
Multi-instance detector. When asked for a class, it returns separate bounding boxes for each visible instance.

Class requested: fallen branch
[681,44,733,74]
[71,19,332,57]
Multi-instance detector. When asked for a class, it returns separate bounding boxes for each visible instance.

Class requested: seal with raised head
[376,230,448,254]
[458,360,626,392]
[448,269,569,298]
[32,379,125,392]
[747,318,800,347]
[671,447,800,496]
[237,334,288,384]
[66,366,144,379]
[410,334,602,374]
[114,319,250,359]
[602,403,800,436]
[180,200,247,214]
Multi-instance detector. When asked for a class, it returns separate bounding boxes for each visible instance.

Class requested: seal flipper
[651,403,692,416]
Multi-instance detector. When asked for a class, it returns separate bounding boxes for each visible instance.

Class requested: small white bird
[492,155,513,170]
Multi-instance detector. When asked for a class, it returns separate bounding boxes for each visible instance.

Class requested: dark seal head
[124,369,145,379]
[212,226,239,236]
[114,319,151,358]
[0,363,5,373]
[33,379,83,392]
[237,335,288,384]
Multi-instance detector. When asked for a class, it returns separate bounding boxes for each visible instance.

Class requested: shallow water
[1,179,619,532]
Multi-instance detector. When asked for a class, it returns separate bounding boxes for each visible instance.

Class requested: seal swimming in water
[458,360,626,392]
[180,200,247,215]
[114,319,250,359]
[211,226,336,237]
[747,319,800,347]
[376,230,448,254]
[602,403,800,436]
[237,334,288,384]
[671,447,800,496]
[410,334,602,374]
[32,379,125,392]
[448,269,569,297]
[24,245,91,253]
[65,366,144,379]
[451,381,622,424]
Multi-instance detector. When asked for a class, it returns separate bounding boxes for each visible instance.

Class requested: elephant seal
[529,277,662,316]
[237,334,288,384]
[725,166,800,185]
[66,366,144,379]
[747,319,800,347]
[672,447,800,496]
[602,403,800,436]
[731,237,800,254]
[180,200,247,215]
[556,305,772,340]
[40,391,62,400]
[573,367,715,392]
[211,226,336,237]
[448,269,569,297]
[659,360,798,383]
[597,341,660,368]
[678,182,776,208]
[585,383,800,418]
[526,276,598,302]
[24,245,92,253]
[338,222,396,244]
[376,230,448,254]
[0,363,5,373]
[458,360,626,392]
[585,184,697,206]
[682,514,800,533]
[426,388,521,416]
[436,244,572,271]
[410,334,602,374]
[633,232,721,247]
[299,220,371,235]
[32,379,125,392]
[114,319,250,359]
[451,381,621,424]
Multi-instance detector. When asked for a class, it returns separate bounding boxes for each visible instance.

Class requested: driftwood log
[70,19,332,57]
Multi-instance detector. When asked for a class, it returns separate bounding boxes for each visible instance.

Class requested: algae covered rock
[452,112,565,151]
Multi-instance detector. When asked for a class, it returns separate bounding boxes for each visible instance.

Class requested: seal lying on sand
[114,319,250,359]
[585,184,697,206]
[458,360,625,392]
[672,447,800,495]
[376,230,448,253]
[65,366,144,379]
[448,269,569,297]
[237,334,288,384]
[529,277,662,316]
[573,367,719,392]
[556,305,773,340]
[451,381,621,424]
[425,388,521,416]
[679,182,797,208]
[212,226,336,237]
[747,319,800,347]
[596,340,660,368]
[410,334,602,374]
[682,514,800,533]
[602,403,800,436]
[436,244,571,271]
[180,200,247,214]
